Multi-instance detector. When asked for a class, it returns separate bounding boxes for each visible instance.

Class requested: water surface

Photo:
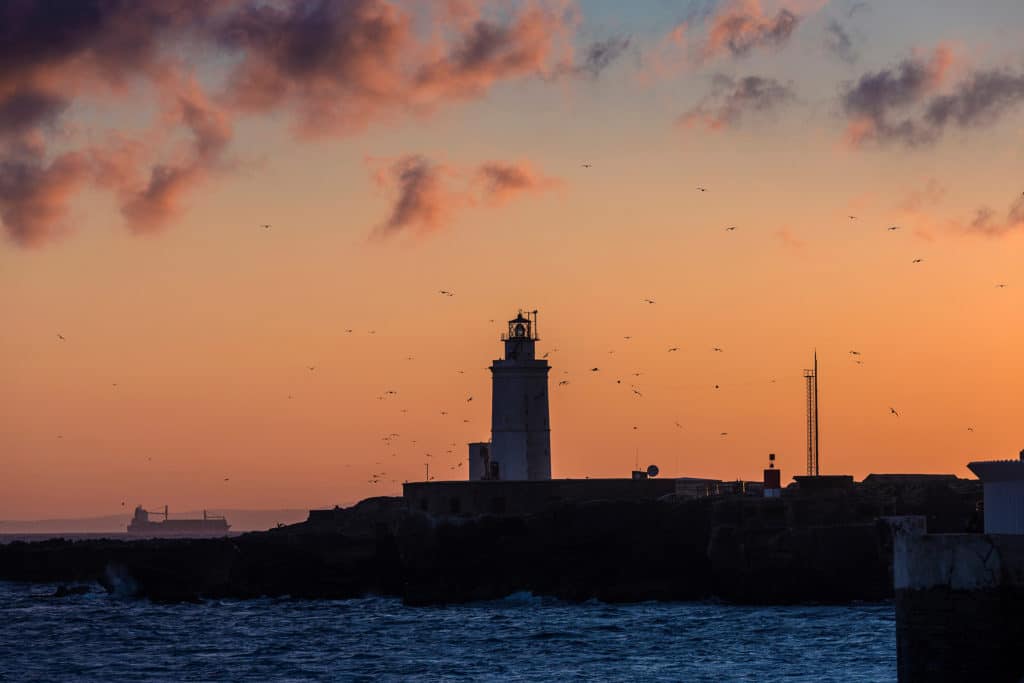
[0,582,894,681]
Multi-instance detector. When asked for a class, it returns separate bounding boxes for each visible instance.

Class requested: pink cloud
[0,1,583,248]
[370,154,561,239]
[703,0,801,60]
[475,161,561,205]
[0,150,88,247]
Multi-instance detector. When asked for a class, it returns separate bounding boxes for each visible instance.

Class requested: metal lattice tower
[804,352,819,476]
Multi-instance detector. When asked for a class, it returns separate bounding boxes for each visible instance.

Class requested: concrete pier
[894,524,1024,682]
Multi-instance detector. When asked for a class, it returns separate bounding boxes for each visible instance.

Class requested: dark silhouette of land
[0,477,980,604]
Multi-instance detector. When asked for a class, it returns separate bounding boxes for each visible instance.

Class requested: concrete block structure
[967,450,1024,534]
[404,478,675,516]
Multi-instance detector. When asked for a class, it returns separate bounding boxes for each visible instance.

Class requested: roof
[967,460,1024,483]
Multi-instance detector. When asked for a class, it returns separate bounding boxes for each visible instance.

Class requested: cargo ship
[126,505,230,538]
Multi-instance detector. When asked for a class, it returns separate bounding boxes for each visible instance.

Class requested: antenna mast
[804,352,820,476]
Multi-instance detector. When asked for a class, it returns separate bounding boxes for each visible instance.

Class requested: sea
[0,581,895,682]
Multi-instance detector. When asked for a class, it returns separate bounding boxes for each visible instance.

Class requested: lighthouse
[469,310,551,481]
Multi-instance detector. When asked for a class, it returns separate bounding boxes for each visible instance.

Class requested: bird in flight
[719,432,728,437]
[558,380,570,386]
[887,226,901,231]
[223,477,230,482]
[725,226,737,232]
[642,298,656,304]
[623,336,632,340]
[542,352,549,359]
[714,384,720,390]
[632,389,643,397]
[590,367,600,372]
[674,422,683,429]
[889,407,900,417]
[848,215,857,221]
[439,290,455,297]
[996,283,1008,288]
[440,411,448,416]
[668,347,679,352]
[581,163,592,168]
[307,366,316,371]
[344,329,353,333]
[260,223,271,229]
[849,350,861,356]
[912,258,923,264]
[696,186,707,192]
[57,334,65,341]
[967,427,974,432]
[466,396,473,402]
[712,347,723,353]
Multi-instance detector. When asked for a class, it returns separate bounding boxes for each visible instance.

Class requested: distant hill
[0,509,310,534]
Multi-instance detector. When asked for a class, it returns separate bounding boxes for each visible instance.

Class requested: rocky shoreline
[0,478,981,605]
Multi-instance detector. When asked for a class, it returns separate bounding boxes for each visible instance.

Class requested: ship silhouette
[126,505,230,538]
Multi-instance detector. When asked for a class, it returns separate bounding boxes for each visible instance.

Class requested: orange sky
[2,1,1023,518]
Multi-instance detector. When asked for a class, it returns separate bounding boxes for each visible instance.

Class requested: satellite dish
[646,465,659,478]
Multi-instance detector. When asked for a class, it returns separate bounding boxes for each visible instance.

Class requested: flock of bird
[48,171,1015,502]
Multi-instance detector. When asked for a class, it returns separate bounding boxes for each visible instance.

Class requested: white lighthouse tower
[469,310,551,481]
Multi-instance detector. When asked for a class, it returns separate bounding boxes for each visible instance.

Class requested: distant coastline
[0,508,310,536]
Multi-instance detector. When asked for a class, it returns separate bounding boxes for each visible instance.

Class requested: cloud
[571,36,631,78]
[372,155,456,239]
[839,46,954,147]
[923,69,1024,131]
[371,155,560,239]
[0,1,588,248]
[838,46,1024,148]
[823,20,856,63]
[0,149,88,247]
[960,194,1024,237]
[703,0,801,59]
[677,74,795,130]
[119,77,233,232]
[412,5,576,98]
[476,161,561,204]
[218,1,577,136]
[0,88,69,139]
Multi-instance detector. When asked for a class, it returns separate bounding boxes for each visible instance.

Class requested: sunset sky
[3,0,1024,519]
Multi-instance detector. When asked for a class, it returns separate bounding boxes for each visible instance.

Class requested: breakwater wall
[0,478,980,605]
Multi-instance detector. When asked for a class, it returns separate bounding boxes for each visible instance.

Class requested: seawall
[0,477,981,605]
[894,528,1024,682]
